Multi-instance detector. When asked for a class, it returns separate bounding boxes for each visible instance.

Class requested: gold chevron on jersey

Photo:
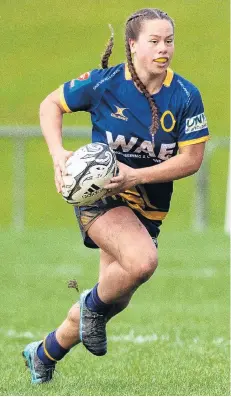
[120,187,168,221]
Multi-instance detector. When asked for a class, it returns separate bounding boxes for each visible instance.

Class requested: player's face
[130,19,174,76]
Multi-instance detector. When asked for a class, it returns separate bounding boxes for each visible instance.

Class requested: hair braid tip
[108,24,114,38]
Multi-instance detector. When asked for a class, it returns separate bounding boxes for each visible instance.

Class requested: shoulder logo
[111,105,129,121]
[69,71,91,90]
[77,72,90,81]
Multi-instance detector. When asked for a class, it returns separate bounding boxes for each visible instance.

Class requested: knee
[127,250,158,285]
[138,257,158,283]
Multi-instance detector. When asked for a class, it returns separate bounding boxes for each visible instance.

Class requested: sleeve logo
[185,112,207,134]
[77,72,90,81]
[69,71,91,89]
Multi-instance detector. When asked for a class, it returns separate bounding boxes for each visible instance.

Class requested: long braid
[101,24,114,69]
[125,41,159,144]
[125,8,175,144]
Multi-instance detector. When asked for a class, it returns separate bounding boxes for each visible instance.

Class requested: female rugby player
[23,8,209,383]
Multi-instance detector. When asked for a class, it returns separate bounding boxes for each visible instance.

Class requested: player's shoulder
[172,71,202,103]
[90,63,124,89]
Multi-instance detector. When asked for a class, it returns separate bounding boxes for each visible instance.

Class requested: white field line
[156,267,220,278]
[55,264,82,275]
[0,328,229,347]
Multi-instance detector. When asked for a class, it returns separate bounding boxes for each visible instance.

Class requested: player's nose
[156,41,168,53]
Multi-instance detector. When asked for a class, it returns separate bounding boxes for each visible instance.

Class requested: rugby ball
[61,143,117,206]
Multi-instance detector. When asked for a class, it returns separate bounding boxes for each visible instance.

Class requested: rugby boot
[79,289,107,356]
[22,341,56,384]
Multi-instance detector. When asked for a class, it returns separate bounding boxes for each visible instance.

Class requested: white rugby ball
[61,143,117,206]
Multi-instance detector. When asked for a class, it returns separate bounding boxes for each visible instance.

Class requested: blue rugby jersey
[60,63,209,222]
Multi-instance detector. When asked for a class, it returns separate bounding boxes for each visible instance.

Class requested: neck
[133,60,167,95]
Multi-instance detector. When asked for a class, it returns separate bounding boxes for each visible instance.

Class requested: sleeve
[59,70,98,113]
[177,88,209,148]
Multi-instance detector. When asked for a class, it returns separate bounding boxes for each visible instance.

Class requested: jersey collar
[124,63,174,87]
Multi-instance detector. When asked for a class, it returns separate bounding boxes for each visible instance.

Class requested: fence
[0,126,229,232]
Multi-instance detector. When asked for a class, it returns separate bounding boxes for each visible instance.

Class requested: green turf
[0,1,230,394]
[0,228,229,395]
[1,0,230,133]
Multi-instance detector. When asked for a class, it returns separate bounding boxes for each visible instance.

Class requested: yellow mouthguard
[154,58,168,63]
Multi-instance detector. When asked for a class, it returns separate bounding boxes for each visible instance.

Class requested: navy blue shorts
[74,195,160,249]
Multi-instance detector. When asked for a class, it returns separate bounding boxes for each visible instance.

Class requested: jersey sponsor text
[185,112,207,134]
[106,131,176,161]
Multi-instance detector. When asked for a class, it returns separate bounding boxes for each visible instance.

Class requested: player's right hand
[51,148,73,193]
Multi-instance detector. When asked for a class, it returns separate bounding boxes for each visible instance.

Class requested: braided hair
[101,24,114,69]
[101,9,175,144]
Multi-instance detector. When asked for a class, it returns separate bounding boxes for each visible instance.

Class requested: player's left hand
[104,161,138,194]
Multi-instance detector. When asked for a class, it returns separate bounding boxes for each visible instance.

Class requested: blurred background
[0,2,230,395]
[1,0,230,231]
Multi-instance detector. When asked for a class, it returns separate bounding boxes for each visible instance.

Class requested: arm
[105,86,209,192]
[39,88,73,192]
[39,88,65,156]
[104,142,206,192]
[40,70,100,192]
[136,142,205,184]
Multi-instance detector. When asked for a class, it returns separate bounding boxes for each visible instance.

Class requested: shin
[55,303,81,349]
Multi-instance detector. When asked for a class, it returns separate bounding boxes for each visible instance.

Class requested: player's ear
[129,38,136,54]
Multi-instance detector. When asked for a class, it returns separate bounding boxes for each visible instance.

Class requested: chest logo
[160,110,176,133]
[111,105,128,121]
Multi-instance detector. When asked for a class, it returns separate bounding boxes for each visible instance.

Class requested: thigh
[74,195,128,249]
[88,206,157,270]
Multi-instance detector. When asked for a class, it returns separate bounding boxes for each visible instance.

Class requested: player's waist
[93,191,168,221]
[119,190,168,221]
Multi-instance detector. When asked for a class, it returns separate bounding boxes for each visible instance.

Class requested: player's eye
[166,39,174,44]
[150,40,158,44]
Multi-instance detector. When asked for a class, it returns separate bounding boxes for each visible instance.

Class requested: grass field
[0,0,230,395]
[0,228,229,396]
[1,0,230,134]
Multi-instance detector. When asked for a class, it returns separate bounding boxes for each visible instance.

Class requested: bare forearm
[137,153,201,184]
[40,96,64,155]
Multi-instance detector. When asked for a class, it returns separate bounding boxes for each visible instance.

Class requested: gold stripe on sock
[43,337,57,362]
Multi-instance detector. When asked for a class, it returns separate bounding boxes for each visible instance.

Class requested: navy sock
[85,283,113,315]
[37,330,69,365]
